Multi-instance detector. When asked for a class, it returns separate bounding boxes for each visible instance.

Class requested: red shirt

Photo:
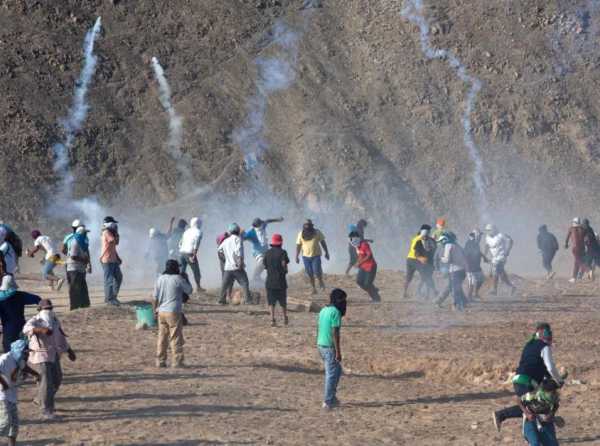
[357,241,376,272]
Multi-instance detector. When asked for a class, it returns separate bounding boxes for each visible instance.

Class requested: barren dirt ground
[11,268,600,446]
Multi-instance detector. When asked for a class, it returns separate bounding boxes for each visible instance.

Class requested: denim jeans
[179,255,201,288]
[102,262,123,303]
[318,346,342,405]
[523,419,559,446]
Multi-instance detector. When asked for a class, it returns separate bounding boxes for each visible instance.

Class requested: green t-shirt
[317,306,341,347]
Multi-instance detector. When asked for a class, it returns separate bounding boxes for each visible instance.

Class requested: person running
[168,218,187,260]
[243,217,284,284]
[0,253,41,353]
[345,219,371,276]
[147,227,170,277]
[493,322,564,432]
[349,231,381,302]
[484,224,516,296]
[403,225,436,299]
[316,288,347,410]
[436,232,467,311]
[582,218,600,280]
[218,224,253,305]
[153,260,193,368]
[0,339,40,446]
[26,230,64,291]
[263,234,290,326]
[537,225,559,280]
[23,299,76,419]
[565,217,587,283]
[464,230,488,300]
[178,217,204,294]
[100,217,123,306]
[296,220,330,294]
[65,226,91,311]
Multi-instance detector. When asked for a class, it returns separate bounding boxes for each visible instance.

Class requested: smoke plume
[401,1,489,221]
[52,17,102,197]
[151,57,192,186]
[233,21,300,171]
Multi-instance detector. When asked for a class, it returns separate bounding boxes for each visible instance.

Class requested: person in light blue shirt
[242,217,284,284]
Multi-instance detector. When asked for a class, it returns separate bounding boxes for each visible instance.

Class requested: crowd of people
[0,213,589,444]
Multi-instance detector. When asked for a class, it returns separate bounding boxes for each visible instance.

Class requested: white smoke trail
[52,17,102,197]
[234,21,300,171]
[150,57,192,184]
[401,0,489,220]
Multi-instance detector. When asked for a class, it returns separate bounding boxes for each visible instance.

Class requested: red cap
[271,233,283,246]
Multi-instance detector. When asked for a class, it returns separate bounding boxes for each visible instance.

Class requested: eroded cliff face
[2,0,600,238]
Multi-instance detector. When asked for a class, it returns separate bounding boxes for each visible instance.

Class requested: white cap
[149,228,157,238]
[573,217,581,225]
[72,219,82,228]
[76,226,89,234]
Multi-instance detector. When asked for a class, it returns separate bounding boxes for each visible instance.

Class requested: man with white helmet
[484,224,516,296]
[178,217,204,294]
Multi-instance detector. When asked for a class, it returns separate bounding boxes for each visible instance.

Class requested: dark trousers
[496,383,532,421]
[67,271,90,310]
[418,264,437,297]
[38,360,63,413]
[542,251,556,273]
[450,270,467,310]
[180,255,201,287]
[356,265,380,301]
[220,269,252,304]
[102,262,123,302]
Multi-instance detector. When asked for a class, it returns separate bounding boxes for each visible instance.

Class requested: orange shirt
[100,229,119,263]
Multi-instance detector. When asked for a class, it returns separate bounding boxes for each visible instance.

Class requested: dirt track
[8,270,600,445]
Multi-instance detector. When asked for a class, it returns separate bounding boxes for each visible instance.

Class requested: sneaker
[321,402,333,411]
[32,398,40,406]
[196,287,207,294]
[42,411,56,420]
[492,411,502,432]
[331,397,341,407]
[56,278,65,291]
[568,278,576,284]
[218,299,227,305]
[548,271,556,279]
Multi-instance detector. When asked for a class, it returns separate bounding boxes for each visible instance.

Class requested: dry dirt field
[11,270,600,446]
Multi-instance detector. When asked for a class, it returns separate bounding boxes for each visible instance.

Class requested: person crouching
[153,260,193,368]
[23,299,76,419]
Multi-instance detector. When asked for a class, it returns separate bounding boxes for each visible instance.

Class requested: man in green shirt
[316,288,347,410]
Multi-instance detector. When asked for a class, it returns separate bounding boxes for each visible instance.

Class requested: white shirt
[485,233,511,264]
[541,345,563,384]
[179,227,203,255]
[218,235,244,271]
[0,353,18,403]
[0,242,17,274]
[34,235,57,260]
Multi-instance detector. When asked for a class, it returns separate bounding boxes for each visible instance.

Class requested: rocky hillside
[2,0,600,237]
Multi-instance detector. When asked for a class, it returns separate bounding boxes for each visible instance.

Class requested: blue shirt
[243,224,269,257]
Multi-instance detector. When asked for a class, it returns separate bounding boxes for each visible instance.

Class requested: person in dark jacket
[464,230,488,300]
[263,234,290,326]
[582,218,600,280]
[493,322,564,431]
[537,225,559,279]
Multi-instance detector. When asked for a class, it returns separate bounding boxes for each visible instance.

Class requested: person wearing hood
[263,234,290,326]
[582,218,600,280]
[565,217,588,283]
[100,216,123,306]
[242,216,284,284]
[26,230,64,291]
[493,322,564,435]
[168,218,187,260]
[316,288,347,410]
[435,232,467,311]
[66,226,91,311]
[464,230,488,300]
[404,225,437,299]
[23,299,76,419]
[0,339,40,446]
[153,260,193,368]
[178,217,204,294]
[296,219,330,294]
[0,253,41,352]
[217,223,253,305]
[147,227,170,277]
[537,225,559,280]
[484,224,516,296]
[0,228,17,276]
[350,231,381,302]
